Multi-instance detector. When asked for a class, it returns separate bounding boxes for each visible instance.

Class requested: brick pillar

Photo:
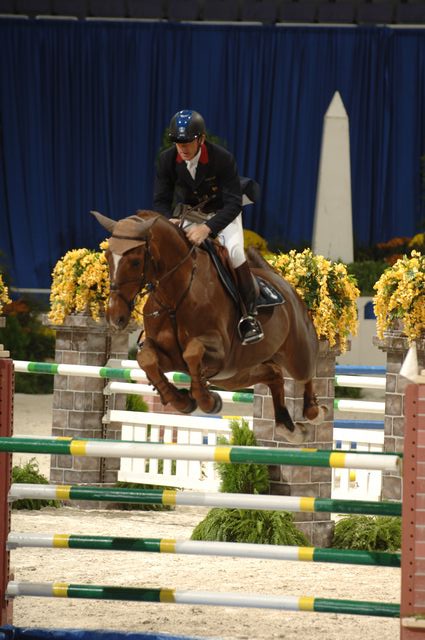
[44,314,135,505]
[374,332,425,501]
[253,340,339,547]
[400,382,425,639]
[0,316,9,358]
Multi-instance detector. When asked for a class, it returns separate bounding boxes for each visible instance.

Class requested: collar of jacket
[176,142,209,164]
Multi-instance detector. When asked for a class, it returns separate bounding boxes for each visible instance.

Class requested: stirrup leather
[237,315,264,345]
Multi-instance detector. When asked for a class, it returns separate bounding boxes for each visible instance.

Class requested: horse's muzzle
[106,300,131,331]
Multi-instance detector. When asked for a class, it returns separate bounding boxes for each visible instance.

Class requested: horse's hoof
[305,404,328,425]
[178,389,198,414]
[276,421,309,445]
[204,392,223,415]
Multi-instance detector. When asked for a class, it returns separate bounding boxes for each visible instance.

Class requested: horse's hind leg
[182,336,224,414]
[303,380,327,424]
[243,361,309,444]
[137,339,197,414]
[267,375,309,445]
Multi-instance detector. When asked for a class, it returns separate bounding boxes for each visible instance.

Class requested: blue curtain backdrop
[0,19,425,289]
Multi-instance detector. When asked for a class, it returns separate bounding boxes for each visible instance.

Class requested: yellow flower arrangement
[266,249,359,351]
[0,273,11,315]
[48,241,145,325]
[408,233,425,249]
[243,229,268,254]
[373,250,425,342]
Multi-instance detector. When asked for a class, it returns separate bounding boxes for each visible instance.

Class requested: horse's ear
[90,210,116,233]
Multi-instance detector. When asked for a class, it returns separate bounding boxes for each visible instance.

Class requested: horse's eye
[130,259,141,268]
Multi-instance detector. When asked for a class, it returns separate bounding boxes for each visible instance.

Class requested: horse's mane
[135,209,193,248]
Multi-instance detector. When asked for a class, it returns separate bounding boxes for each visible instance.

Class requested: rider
[153,109,264,346]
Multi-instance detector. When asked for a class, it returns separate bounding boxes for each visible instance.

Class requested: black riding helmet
[169,110,206,143]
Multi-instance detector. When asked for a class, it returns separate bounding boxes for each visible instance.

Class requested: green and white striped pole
[105,380,253,404]
[334,375,386,390]
[0,436,402,472]
[13,361,253,404]
[5,581,400,618]
[13,360,150,381]
[8,484,402,516]
[334,398,385,414]
[7,532,401,567]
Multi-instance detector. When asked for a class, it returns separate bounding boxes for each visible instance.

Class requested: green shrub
[14,370,54,394]
[126,394,149,412]
[11,459,60,510]
[332,515,401,551]
[0,298,55,393]
[216,419,269,495]
[346,261,388,296]
[190,419,307,545]
[128,345,139,360]
[191,508,309,545]
[335,386,362,399]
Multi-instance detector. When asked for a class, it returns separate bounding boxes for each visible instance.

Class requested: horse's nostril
[118,316,128,329]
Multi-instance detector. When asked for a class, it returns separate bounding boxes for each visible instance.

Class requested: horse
[92,209,326,444]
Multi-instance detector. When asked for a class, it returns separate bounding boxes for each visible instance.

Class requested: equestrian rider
[153,109,264,346]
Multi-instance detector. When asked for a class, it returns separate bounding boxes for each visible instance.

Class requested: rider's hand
[169,218,181,225]
[185,223,211,246]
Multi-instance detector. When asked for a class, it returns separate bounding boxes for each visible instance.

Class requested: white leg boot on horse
[235,261,264,346]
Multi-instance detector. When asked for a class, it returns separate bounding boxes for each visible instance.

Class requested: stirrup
[237,315,264,346]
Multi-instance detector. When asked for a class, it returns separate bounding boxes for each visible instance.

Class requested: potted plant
[373,250,425,342]
[243,229,269,254]
[266,248,360,352]
[0,273,11,326]
[48,240,145,325]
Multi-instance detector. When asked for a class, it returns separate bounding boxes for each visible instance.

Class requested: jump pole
[0,358,13,625]
[5,581,400,618]
[0,436,402,472]
[12,360,387,414]
[7,483,402,516]
[7,532,401,567]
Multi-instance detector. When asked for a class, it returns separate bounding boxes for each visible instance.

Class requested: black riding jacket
[153,141,242,236]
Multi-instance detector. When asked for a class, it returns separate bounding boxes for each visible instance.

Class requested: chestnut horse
[92,210,325,444]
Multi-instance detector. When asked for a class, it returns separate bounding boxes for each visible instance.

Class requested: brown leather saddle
[202,239,284,310]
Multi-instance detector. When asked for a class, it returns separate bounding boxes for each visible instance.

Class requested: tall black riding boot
[234,262,264,346]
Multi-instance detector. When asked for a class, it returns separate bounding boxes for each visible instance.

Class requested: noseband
[108,234,149,313]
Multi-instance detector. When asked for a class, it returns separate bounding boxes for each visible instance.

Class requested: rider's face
[175,136,204,161]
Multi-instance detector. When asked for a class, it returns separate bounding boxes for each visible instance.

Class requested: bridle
[108,231,197,319]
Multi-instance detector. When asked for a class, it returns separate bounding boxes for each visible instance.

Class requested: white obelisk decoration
[312,91,354,263]
[400,343,422,383]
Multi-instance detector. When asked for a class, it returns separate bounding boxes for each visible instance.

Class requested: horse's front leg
[182,335,225,414]
[137,338,197,414]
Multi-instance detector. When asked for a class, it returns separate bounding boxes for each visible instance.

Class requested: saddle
[202,239,285,310]
[172,193,284,311]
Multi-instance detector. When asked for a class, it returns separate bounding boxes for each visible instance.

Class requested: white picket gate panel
[117,415,384,498]
[332,427,384,502]
[118,421,234,491]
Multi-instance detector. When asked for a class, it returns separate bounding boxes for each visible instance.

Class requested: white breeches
[183,212,246,268]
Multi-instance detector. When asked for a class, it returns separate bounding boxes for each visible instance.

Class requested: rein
[142,243,197,319]
[109,230,197,318]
